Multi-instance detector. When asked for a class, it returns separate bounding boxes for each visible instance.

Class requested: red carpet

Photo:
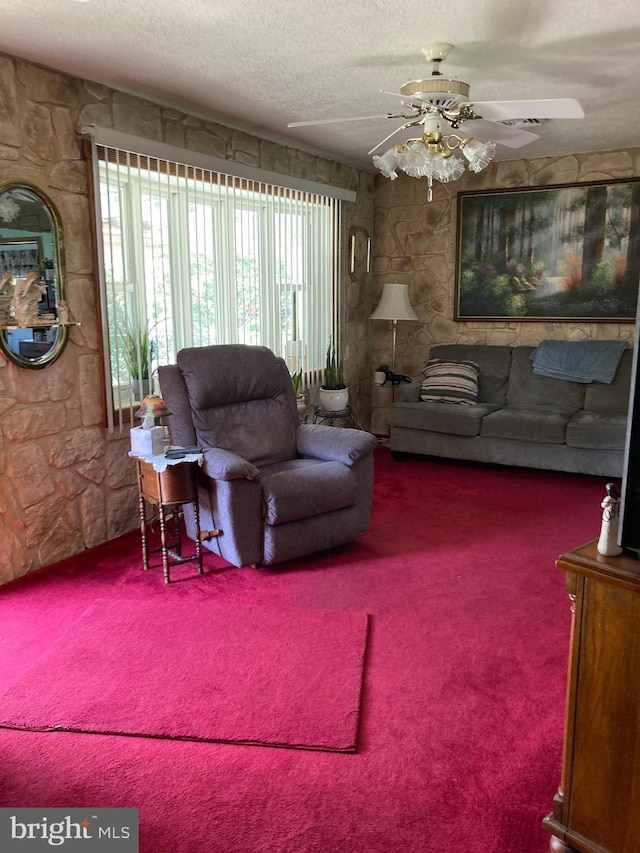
[0,600,368,752]
[0,449,610,852]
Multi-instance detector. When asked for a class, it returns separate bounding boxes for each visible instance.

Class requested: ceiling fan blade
[467,119,539,149]
[288,114,389,128]
[472,98,584,121]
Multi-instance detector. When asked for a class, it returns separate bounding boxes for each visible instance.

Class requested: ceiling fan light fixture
[396,141,433,178]
[364,42,583,200]
[372,148,400,179]
[373,131,488,190]
[461,138,496,173]
[435,156,465,183]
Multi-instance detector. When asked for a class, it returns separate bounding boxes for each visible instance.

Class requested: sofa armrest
[202,447,260,481]
[296,423,378,467]
[396,381,422,403]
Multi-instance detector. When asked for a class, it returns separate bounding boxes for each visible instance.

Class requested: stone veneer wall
[372,150,639,377]
[0,53,374,583]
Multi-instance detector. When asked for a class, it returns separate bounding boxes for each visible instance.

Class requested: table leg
[193,500,203,575]
[174,505,183,556]
[158,503,171,584]
[139,491,149,571]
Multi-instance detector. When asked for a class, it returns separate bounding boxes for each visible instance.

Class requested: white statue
[597,482,623,557]
[57,299,70,325]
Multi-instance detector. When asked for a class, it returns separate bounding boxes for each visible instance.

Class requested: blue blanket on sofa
[530,339,628,383]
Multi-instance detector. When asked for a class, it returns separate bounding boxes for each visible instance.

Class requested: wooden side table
[371,383,394,437]
[136,457,203,583]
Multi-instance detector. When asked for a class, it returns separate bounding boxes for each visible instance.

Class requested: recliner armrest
[295,423,378,467]
[202,448,260,481]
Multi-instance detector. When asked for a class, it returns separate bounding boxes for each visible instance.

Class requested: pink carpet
[0,600,368,752]
[0,449,612,852]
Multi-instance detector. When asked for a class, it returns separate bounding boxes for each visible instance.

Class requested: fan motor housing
[400,77,470,109]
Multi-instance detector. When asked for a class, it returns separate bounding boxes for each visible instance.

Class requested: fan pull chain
[427,175,433,203]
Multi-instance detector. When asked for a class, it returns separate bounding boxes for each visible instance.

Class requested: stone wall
[2,48,637,584]
[372,150,640,377]
[0,53,374,583]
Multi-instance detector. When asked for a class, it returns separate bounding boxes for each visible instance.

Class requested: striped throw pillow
[420,359,479,405]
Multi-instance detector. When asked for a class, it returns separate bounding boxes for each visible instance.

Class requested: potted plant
[319,338,348,412]
[291,368,307,419]
[122,321,154,400]
[374,364,390,386]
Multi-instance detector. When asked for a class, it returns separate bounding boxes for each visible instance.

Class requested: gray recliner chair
[158,344,378,567]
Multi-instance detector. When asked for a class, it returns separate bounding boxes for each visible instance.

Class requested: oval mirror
[0,182,67,369]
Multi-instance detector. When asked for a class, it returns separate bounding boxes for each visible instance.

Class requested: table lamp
[370,283,419,374]
[130,394,171,457]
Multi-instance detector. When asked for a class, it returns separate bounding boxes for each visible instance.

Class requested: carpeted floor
[0,600,369,751]
[0,448,609,852]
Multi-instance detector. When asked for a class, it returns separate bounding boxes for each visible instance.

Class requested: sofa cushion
[388,401,501,437]
[260,460,356,525]
[420,359,479,405]
[430,344,512,404]
[480,406,573,444]
[566,411,629,450]
[507,346,586,410]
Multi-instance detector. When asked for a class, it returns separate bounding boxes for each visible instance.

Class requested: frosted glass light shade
[370,283,419,321]
[372,148,399,179]
[461,139,496,173]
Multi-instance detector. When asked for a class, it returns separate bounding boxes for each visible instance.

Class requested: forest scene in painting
[456,181,640,320]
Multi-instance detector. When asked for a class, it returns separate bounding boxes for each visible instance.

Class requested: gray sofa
[388,343,632,477]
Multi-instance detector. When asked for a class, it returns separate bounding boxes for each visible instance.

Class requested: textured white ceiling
[1,0,640,170]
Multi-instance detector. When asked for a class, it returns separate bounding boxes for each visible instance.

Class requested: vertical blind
[91,143,341,431]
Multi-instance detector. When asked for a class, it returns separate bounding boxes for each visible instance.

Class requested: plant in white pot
[374,364,390,386]
[319,338,348,412]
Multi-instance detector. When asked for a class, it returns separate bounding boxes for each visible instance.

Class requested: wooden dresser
[543,540,640,852]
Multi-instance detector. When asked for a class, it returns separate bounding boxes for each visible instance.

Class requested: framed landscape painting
[455,180,640,322]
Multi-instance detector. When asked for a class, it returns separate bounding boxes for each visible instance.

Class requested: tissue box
[130,425,165,457]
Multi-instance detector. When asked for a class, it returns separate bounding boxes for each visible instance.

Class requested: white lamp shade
[370,283,419,321]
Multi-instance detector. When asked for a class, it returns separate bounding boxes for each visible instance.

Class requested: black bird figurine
[382,367,412,386]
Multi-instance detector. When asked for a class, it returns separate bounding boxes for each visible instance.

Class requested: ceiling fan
[288,43,585,198]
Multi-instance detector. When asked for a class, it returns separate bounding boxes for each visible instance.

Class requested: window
[92,144,341,428]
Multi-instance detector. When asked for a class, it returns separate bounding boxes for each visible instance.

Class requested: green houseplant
[322,339,346,390]
[290,368,308,420]
[319,338,348,412]
[290,368,303,394]
[121,321,154,399]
